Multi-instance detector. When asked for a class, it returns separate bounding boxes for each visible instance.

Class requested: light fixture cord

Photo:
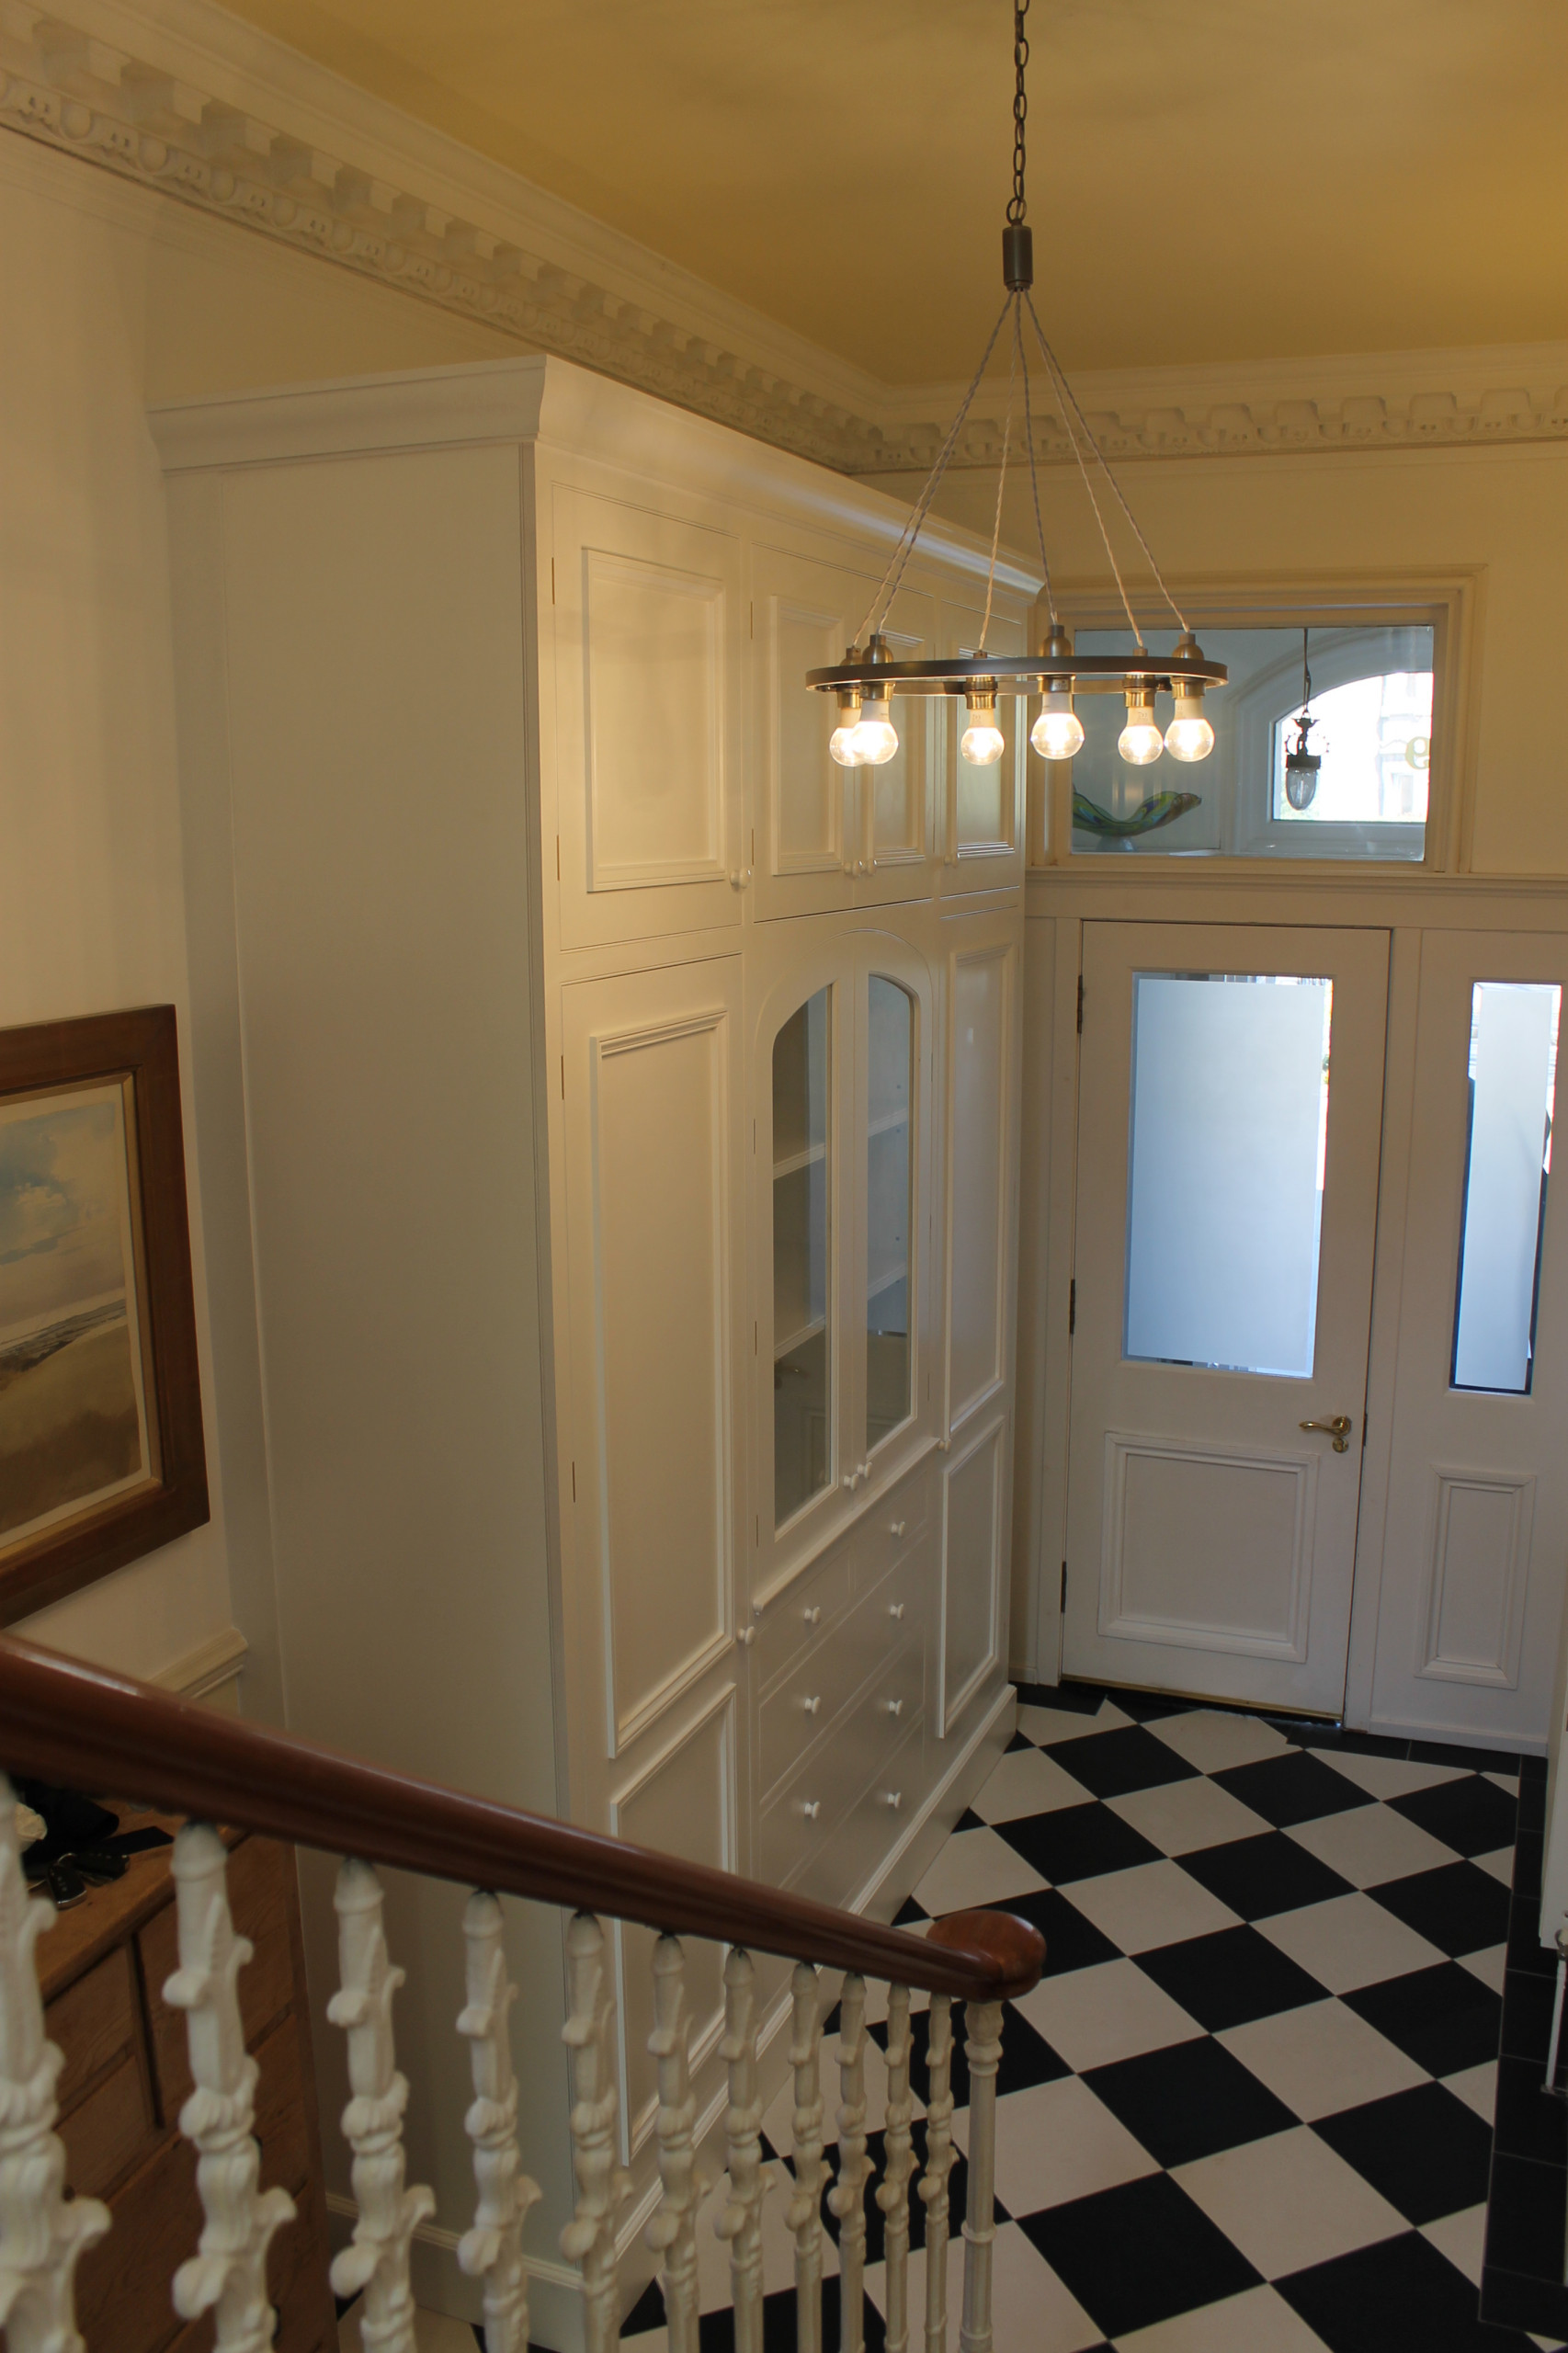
[853,290,1014,648]
[1018,298,1057,625]
[976,298,1019,654]
[1026,292,1189,636]
[1008,0,1029,227]
[1023,296,1145,649]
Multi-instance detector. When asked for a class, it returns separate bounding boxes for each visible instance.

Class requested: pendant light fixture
[1283,629,1322,810]
[812,0,1225,766]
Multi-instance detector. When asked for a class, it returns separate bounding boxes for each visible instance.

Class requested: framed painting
[0,1006,208,1621]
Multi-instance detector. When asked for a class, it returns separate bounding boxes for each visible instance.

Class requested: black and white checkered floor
[621,1683,1562,2352]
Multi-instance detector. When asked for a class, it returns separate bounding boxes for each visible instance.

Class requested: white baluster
[918,1995,955,2353]
[646,1935,700,2353]
[826,1972,869,2353]
[715,1947,766,2353]
[456,1891,540,2353]
[0,1774,109,2353]
[162,1823,295,2350]
[876,1984,915,2353]
[326,1859,436,2353]
[560,1912,631,2353]
[957,1999,1002,2353]
[785,1962,825,2353]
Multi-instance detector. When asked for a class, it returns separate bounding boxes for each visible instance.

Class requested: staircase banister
[0,1636,1043,2003]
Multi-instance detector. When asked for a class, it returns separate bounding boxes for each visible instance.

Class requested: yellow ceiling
[224,0,1566,381]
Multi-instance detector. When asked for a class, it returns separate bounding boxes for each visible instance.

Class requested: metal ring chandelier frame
[810,0,1225,776]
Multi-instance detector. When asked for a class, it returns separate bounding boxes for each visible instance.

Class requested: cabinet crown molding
[6,0,1565,476]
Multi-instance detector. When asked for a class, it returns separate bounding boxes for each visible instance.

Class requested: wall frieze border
[4,0,1565,477]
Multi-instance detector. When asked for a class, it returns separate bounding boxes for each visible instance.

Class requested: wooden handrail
[0,1637,1043,2001]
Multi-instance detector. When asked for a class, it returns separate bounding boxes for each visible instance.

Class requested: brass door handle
[1300,1415,1353,1453]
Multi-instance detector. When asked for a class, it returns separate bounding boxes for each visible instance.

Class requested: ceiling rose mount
[811,0,1225,773]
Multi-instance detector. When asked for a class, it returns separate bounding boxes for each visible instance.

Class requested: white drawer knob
[802,1694,821,1716]
[800,1800,821,1822]
[735,1626,756,1647]
[803,1605,822,1626]
[883,1698,903,1718]
[888,1601,905,1621]
[882,1790,903,1811]
[889,1520,906,1538]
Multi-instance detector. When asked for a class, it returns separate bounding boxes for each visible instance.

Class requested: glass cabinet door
[773,987,834,1526]
[866,977,915,1449]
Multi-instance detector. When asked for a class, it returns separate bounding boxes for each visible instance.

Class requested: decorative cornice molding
[4,0,1566,476]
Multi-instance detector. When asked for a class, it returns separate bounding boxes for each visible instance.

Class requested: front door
[1064,922,1390,1714]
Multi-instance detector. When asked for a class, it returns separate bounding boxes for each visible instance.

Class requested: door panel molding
[1100,1431,1317,1661]
[1419,1466,1535,1689]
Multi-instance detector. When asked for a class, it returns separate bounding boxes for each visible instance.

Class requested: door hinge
[570,1461,576,1501]
[1076,974,1085,1034]
[551,557,556,605]
[1068,1278,1076,1336]
[555,835,561,881]
[560,1055,565,1099]
[749,599,755,639]
[1362,1412,1369,1449]
[1060,1561,1067,1613]
[754,1320,758,1356]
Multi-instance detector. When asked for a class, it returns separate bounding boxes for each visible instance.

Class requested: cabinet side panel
[948,947,1011,1426]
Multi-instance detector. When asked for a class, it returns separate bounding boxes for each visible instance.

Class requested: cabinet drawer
[854,1472,929,1588]
[49,1942,139,2114]
[759,1624,870,1796]
[838,1553,927,1692]
[59,2048,157,2200]
[797,1718,925,1912]
[759,1639,921,1888]
[755,1540,854,1689]
[142,1836,296,2115]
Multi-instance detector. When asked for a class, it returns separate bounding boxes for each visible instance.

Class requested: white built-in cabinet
[154,356,1030,2276]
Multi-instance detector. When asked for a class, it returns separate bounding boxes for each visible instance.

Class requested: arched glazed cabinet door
[853,932,937,1494]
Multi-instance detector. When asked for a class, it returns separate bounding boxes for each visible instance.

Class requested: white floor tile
[1013,1957,1202,2073]
[971,1744,1096,1824]
[1257,1892,1447,1995]
[1108,1774,1272,1856]
[1017,1699,1132,1746]
[759,2025,924,2154]
[866,2221,1102,2353]
[1476,1845,1517,1885]
[1286,1802,1455,1889]
[1306,1747,1468,1803]
[1144,1709,1291,1774]
[1174,2124,1406,2279]
[1460,1942,1507,1993]
[1218,1996,1429,2121]
[1421,2202,1487,2289]
[1486,1771,1522,1797]
[1114,2280,1334,2351]
[1442,2058,1499,2123]
[911,1825,1047,1917]
[1065,1859,1242,1953]
[952,2074,1156,2214]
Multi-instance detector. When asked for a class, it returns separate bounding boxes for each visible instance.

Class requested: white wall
[0,131,520,1705]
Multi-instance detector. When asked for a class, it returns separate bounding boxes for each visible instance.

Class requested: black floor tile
[1297,1727,1414,1761]
[1004,1729,1034,1753]
[1112,1688,1199,1722]
[1082,2033,1296,2167]
[1512,1831,1544,1903]
[1521,1754,1549,1784]
[1479,2259,1568,2337]
[1502,1968,1559,2063]
[1019,2171,1260,2339]
[1135,1925,1324,2032]
[1519,1776,1548,1834]
[1393,1774,1518,1859]
[953,1806,985,1832]
[1493,2054,1568,2166]
[1506,1892,1558,1977]
[694,2278,887,2351]
[1408,1738,1522,1774]
[1017,1678,1105,1716]
[1346,1962,1503,2078]
[623,2280,665,2336]
[995,1885,1122,1977]
[892,1894,928,1927]
[1486,2152,1568,2283]
[1370,1859,1512,1958]
[1212,1749,1374,1828]
[1312,2081,1493,2223]
[1043,1722,1199,1800]
[1280,2227,1538,2352]
[996,1801,1164,1885]
[1179,1829,1356,1921]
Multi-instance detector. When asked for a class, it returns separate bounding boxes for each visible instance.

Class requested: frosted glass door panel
[774,988,833,1524]
[1125,973,1333,1378]
[1452,981,1561,1394]
[867,978,914,1448]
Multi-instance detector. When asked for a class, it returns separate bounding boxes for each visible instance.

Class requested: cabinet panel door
[939,1413,1007,1734]
[561,959,745,1761]
[551,486,744,948]
[751,545,866,922]
[854,585,939,910]
[937,600,1027,895]
[942,918,1020,1441]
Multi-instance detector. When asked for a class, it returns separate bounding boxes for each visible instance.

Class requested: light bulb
[1118,691,1164,767]
[1030,689,1085,761]
[960,692,1005,767]
[853,706,900,766]
[1165,690,1214,764]
[829,693,863,767]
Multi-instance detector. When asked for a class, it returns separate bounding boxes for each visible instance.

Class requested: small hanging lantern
[1284,628,1322,811]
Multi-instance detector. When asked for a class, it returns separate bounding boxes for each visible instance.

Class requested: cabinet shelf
[774,1140,827,1180]
[868,1264,908,1303]
[775,1312,827,1362]
[868,1108,909,1141]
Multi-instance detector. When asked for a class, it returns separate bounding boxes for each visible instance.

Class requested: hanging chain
[1008,0,1029,224]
